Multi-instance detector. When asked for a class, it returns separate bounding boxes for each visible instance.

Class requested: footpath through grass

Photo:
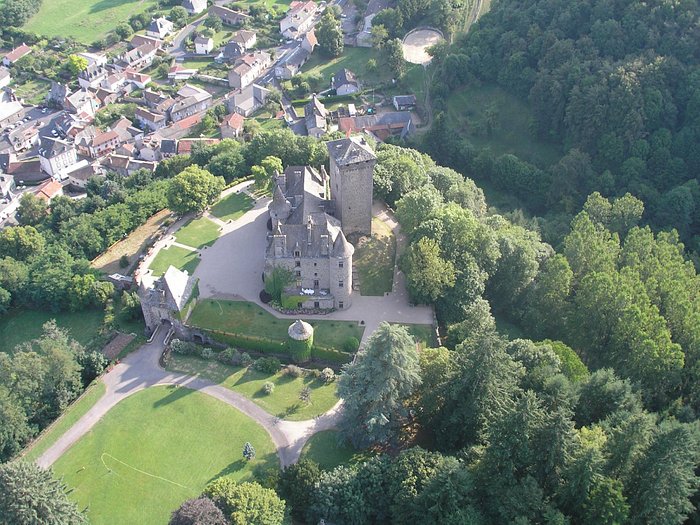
[167,354,338,420]
[24,0,159,43]
[22,381,106,463]
[354,217,396,296]
[211,192,254,222]
[175,217,220,249]
[300,430,372,470]
[148,245,200,277]
[54,386,278,525]
[0,308,104,353]
[188,299,364,350]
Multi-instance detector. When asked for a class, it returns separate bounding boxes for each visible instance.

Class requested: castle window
[314,262,317,267]
[339,280,344,287]
[295,270,301,277]
[339,301,344,309]
[339,261,344,268]
[313,279,319,287]
[314,301,320,308]
[294,250,300,257]
[295,261,300,267]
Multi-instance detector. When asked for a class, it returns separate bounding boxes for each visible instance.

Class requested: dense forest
[424,0,700,257]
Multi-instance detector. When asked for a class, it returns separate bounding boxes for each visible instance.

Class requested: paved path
[36,324,342,469]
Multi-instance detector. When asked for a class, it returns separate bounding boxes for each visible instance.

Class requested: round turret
[287,320,314,362]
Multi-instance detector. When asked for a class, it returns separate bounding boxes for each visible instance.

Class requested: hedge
[311,346,353,364]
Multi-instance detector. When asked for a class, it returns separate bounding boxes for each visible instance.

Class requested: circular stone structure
[402,27,445,65]
[288,319,314,340]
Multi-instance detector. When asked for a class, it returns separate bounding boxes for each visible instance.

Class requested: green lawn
[447,83,562,168]
[0,308,104,353]
[167,354,338,420]
[229,0,293,10]
[179,57,214,71]
[394,323,437,350]
[12,78,51,105]
[24,0,159,43]
[210,192,254,222]
[22,381,106,463]
[301,47,390,86]
[54,386,278,525]
[175,217,220,249]
[148,245,200,277]
[188,300,364,349]
[300,430,371,470]
[354,217,396,296]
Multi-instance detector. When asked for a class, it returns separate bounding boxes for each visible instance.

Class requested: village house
[305,94,327,138]
[101,71,128,92]
[113,42,159,71]
[64,89,101,117]
[7,126,39,153]
[160,139,178,158]
[169,84,212,122]
[0,173,15,200]
[332,68,360,95]
[393,95,417,111]
[125,69,152,89]
[146,17,174,39]
[78,62,108,89]
[130,34,163,49]
[280,1,318,39]
[182,0,207,14]
[274,46,311,79]
[177,138,220,155]
[65,162,102,189]
[228,83,269,117]
[338,112,413,141]
[87,130,122,158]
[101,154,156,176]
[134,107,167,132]
[301,29,317,52]
[2,44,32,67]
[209,5,251,26]
[38,137,77,177]
[34,178,63,202]
[0,99,23,128]
[194,36,214,55]
[77,52,107,67]
[220,112,245,138]
[168,64,197,81]
[228,51,271,89]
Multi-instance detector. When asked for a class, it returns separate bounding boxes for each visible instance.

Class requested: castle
[264,136,377,310]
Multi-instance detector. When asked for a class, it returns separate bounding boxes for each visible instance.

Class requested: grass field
[0,308,104,353]
[167,354,338,420]
[211,192,254,222]
[12,78,51,105]
[22,381,106,463]
[302,47,389,85]
[148,245,200,277]
[447,83,561,168]
[394,323,437,350]
[24,0,159,43]
[354,217,396,296]
[188,300,364,349]
[300,430,371,470]
[92,209,171,275]
[175,217,220,249]
[229,0,293,10]
[179,57,214,71]
[54,386,278,525]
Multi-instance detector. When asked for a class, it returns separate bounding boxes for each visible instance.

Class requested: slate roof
[326,136,376,166]
[160,138,178,155]
[332,68,358,90]
[39,136,74,159]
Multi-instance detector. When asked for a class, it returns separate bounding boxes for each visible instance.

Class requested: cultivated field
[24,0,160,43]
[54,386,278,524]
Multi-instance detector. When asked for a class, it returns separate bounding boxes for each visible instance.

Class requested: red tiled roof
[177,138,220,154]
[4,44,32,63]
[35,179,63,201]
[223,112,244,129]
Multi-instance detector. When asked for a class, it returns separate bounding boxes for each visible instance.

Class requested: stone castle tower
[327,136,377,237]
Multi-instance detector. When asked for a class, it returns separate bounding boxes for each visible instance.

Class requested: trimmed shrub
[254,357,281,374]
[240,352,253,367]
[171,339,198,355]
[119,254,129,268]
[263,381,275,395]
[321,367,335,383]
[286,364,305,378]
[259,290,273,303]
[200,347,214,360]
[343,337,360,353]
[216,347,238,364]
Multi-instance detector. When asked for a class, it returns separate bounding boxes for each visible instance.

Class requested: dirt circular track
[402,28,444,65]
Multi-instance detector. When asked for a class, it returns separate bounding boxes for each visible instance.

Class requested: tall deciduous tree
[316,11,343,57]
[337,322,421,447]
[16,193,47,226]
[167,166,224,214]
[401,237,455,304]
[204,478,285,525]
[169,497,226,525]
[0,461,87,524]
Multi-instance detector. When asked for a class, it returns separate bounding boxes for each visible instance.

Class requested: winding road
[35,325,342,469]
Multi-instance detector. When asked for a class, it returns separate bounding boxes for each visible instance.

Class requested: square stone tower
[327,136,377,237]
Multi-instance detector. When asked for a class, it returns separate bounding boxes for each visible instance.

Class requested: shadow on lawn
[151,385,194,408]
[89,0,143,13]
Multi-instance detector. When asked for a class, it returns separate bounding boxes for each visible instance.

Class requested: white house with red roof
[2,44,32,66]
